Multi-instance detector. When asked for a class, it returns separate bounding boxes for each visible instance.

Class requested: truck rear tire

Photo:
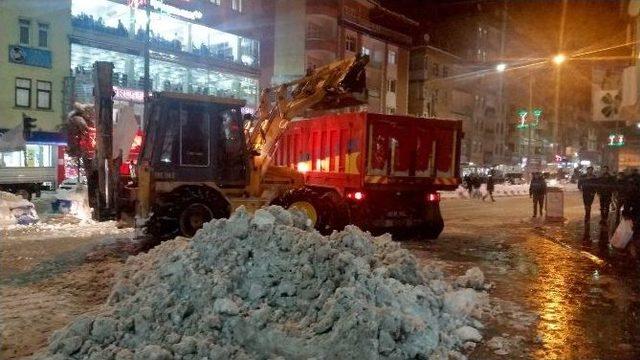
[15,189,31,201]
[418,202,444,239]
[278,188,346,235]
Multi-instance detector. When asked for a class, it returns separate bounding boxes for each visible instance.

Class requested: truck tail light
[346,191,365,201]
[426,192,440,203]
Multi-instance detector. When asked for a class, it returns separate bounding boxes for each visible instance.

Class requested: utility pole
[143,3,151,126]
[553,0,569,155]
[498,0,507,163]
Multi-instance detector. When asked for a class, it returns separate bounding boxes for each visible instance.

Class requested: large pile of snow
[42,206,488,359]
[0,191,38,226]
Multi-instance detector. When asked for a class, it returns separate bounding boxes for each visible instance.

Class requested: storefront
[69,0,260,113]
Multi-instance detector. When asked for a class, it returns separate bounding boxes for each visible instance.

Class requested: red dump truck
[272,112,462,238]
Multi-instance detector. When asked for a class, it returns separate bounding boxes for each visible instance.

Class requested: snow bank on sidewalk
[42,206,489,359]
[54,185,93,221]
[442,181,579,199]
[0,191,38,226]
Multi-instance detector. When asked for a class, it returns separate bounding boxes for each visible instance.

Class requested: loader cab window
[180,105,210,166]
[160,107,178,163]
[220,108,243,156]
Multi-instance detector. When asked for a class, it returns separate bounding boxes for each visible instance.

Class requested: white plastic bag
[610,219,634,249]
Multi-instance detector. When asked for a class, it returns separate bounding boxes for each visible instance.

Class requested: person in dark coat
[621,171,640,259]
[578,166,597,223]
[464,175,473,198]
[597,166,616,224]
[529,172,547,217]
[483,175,495,202]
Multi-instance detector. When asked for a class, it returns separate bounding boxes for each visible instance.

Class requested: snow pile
[42,206,488,359]
[0,191,38,226]
[52,185,93,221]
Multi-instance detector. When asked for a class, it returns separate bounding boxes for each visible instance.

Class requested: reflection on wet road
[407,194,640,359]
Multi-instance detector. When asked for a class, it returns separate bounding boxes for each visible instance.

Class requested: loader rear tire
[179,203,214,237]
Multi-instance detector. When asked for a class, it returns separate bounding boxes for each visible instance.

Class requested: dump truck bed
[273,112,462,192]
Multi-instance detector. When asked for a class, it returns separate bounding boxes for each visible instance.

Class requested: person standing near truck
[529,172,547,218]
[578,166,597,223]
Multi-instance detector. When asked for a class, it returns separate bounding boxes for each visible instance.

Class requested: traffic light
[22,113,37,140]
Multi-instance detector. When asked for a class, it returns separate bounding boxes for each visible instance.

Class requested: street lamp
[496,63,507,72]
[552,53,566,65]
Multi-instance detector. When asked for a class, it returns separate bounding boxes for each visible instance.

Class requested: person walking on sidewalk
[483,174,496,202]
[597,166,616,225]
[578,166,597,223]
[529,172,547,218]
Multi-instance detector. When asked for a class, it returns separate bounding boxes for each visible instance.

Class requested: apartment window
[388,79,396,93]
[424,56,429,71]
[36,81,52,109]
[388,50,396,65]
[15,78,31,108]
[443,65,449,78]
[232,0,242,12]
[432,63,440,77]
[387,107,396,115]
[345,35,356,52]
[19,19,30,45]
[210,0,221,4]
[38,23,48,48]
[361,47,370,56]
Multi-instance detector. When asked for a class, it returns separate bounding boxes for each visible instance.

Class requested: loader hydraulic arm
[248,54,369,161]
[246,54,368,196]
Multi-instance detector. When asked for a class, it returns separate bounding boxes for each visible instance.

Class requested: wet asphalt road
[406,192,640,360]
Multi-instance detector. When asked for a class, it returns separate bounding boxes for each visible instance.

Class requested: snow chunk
[454,326,482,342]
[455,267,485,290]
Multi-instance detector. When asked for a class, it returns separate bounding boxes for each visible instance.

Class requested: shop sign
[607,133,625,147]
[8,45,52,68]
[113,86,145,103]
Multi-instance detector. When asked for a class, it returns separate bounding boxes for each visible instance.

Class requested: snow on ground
[40,206,492,359]
[3,220,132,242]
[0,191,39,226]
[442,181,579,199]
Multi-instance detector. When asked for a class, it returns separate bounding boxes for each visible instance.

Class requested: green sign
[608,134,625,147]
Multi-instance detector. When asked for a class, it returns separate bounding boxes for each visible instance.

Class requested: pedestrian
[483,174,495,202]
[620,170,640,259]
[597,166,616,225]
[472,174,482,199]
[464,175,473,199]
[529,172,547,217]
[578,166,597,223]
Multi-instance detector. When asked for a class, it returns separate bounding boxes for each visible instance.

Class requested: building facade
[407,3,508,167]
[68,0,262,118]
[0,0,72,132]
[272,0,416,115]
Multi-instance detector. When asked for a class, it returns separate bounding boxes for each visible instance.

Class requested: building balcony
[306,0,338,17]
[70,27,259,78]
[70,15,259,76]
[305,37,337,53]
[339,12,412,46]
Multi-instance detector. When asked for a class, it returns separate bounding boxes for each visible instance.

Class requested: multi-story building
[68,0,262,118]
[0,0,71,132]
[407,2,508,167]
[271,0,416,115]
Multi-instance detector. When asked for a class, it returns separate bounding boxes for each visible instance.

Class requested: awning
[0,129,67,145]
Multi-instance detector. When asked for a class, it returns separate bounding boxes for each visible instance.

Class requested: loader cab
[141,92,248,187]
